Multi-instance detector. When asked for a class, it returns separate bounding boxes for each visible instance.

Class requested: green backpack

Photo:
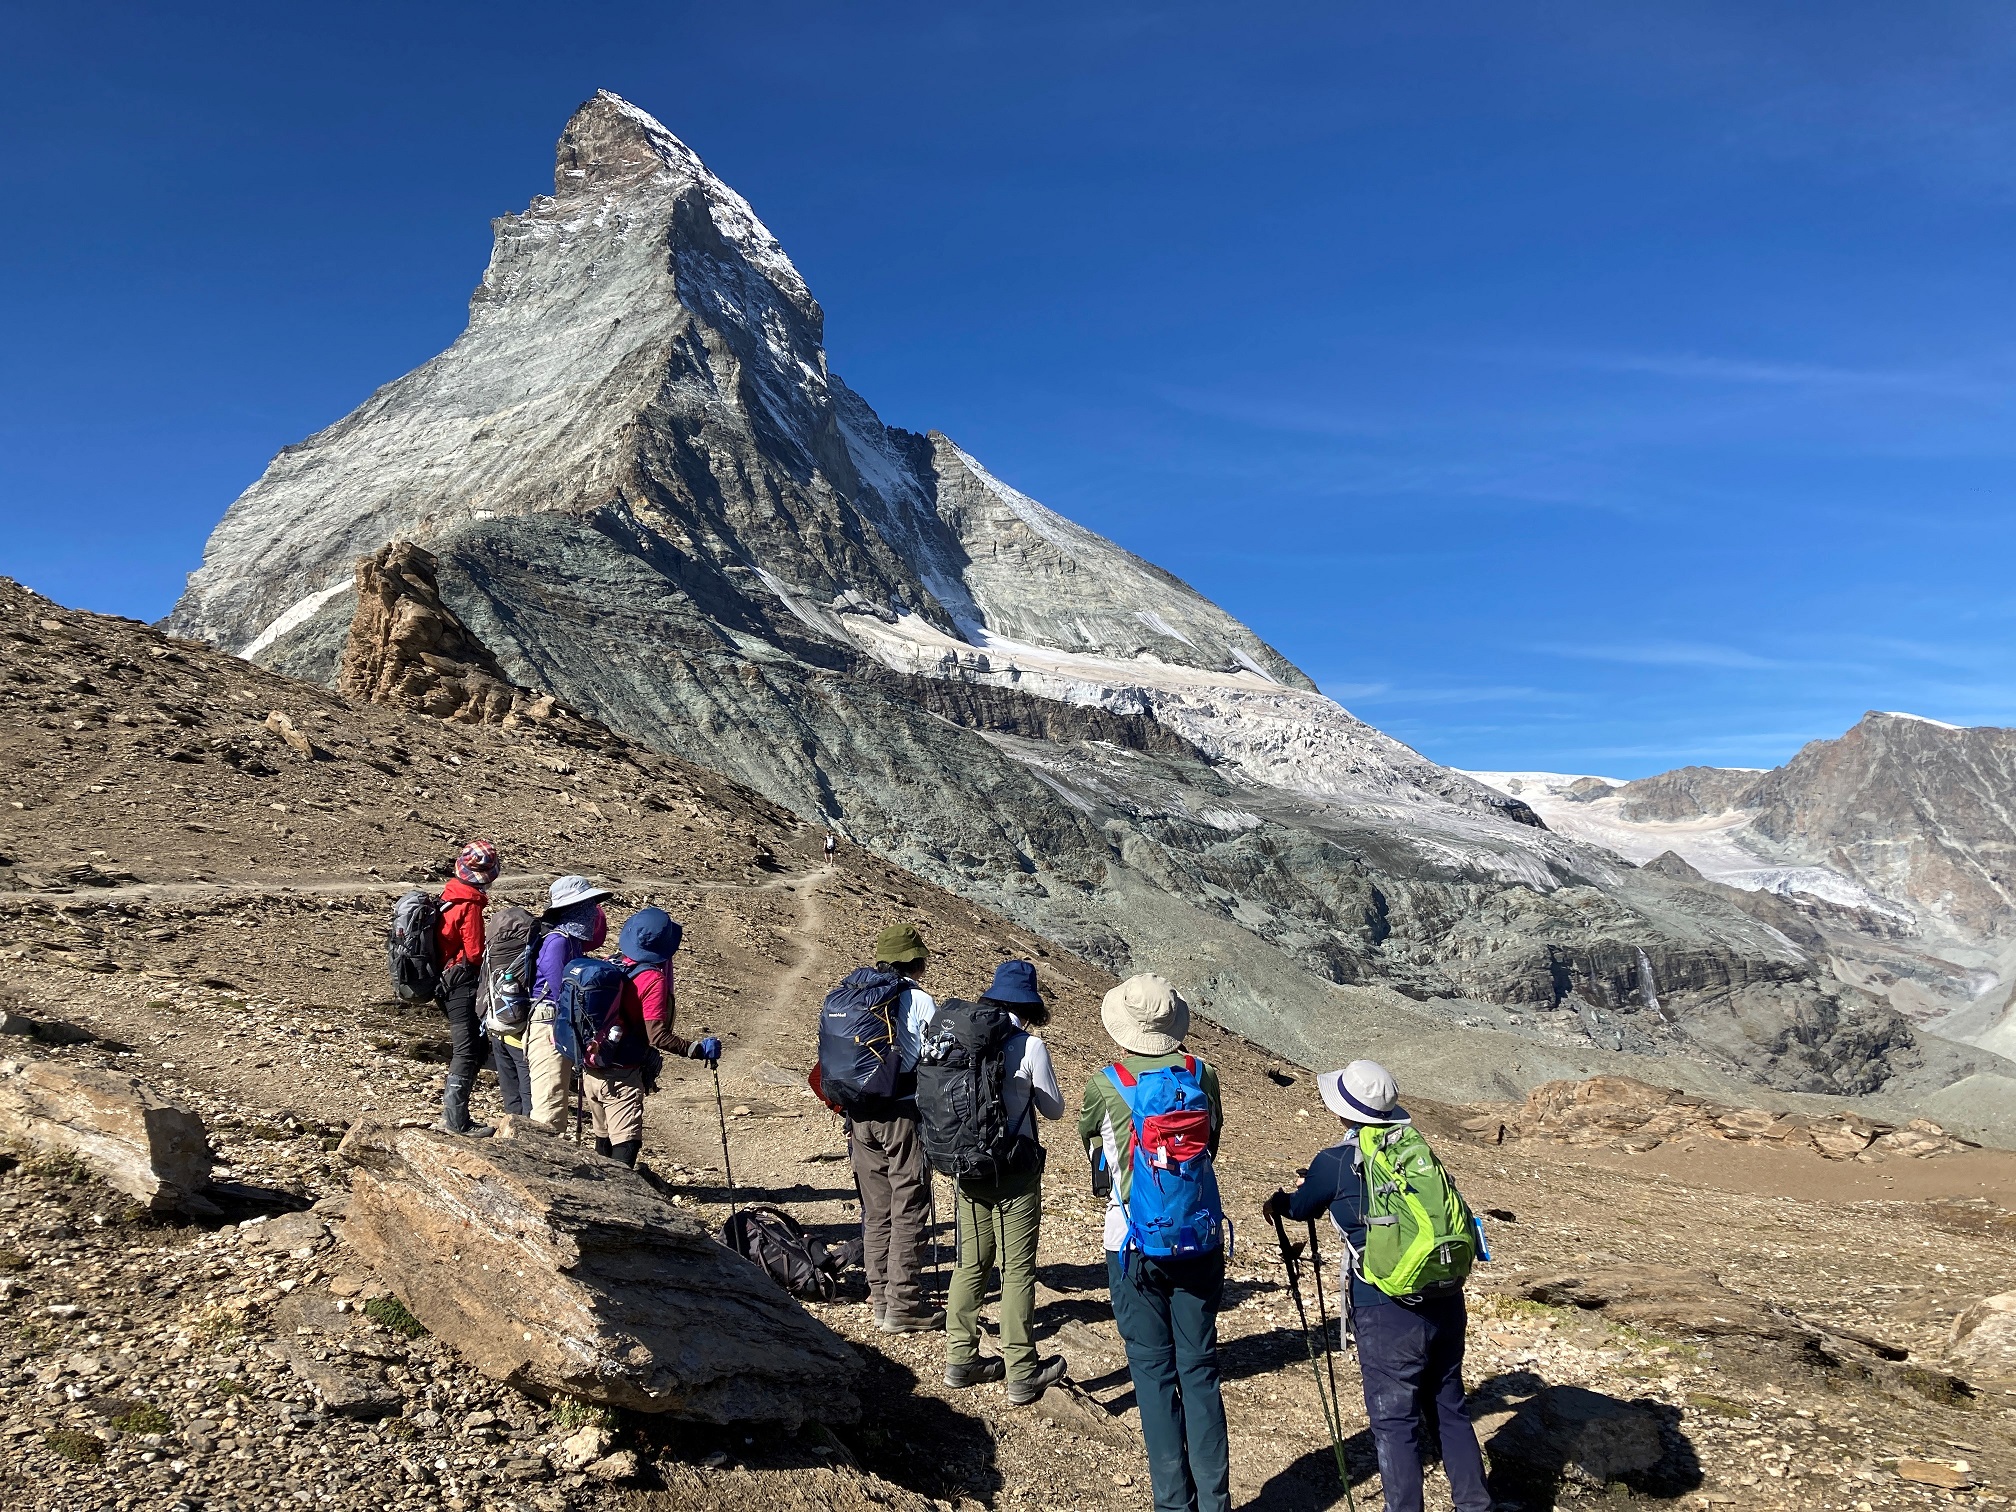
[1356,1124,1476,1299]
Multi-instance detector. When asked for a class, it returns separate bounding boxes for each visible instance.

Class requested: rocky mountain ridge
[161,91,2002,1109]
[1471,711,2016,1057]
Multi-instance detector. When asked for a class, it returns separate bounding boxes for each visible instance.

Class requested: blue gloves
[691,1036,722,1064]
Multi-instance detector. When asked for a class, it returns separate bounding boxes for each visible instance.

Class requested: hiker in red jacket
[436,839,500,1137]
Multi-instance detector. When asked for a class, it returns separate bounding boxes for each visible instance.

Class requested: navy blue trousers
[1354,1294,1492,1512]
[1108,1250,1231,1512]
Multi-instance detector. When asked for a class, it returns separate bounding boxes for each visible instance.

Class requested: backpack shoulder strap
[1183,1054,1197,1074]
[1105,1061,1138,1090]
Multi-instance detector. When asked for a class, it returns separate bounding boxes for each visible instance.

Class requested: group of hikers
[394,840,1492,1512]
[817,922,1493,1512]
[389,840,720,1164]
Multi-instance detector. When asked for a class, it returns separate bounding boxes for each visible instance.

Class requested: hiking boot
[944,1356,1007,1389]
[431,1120,495,1139]
[1004,1356,1068,1405]
[877,1308,946,1334]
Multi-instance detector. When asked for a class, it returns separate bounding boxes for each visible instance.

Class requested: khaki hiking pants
[527,1008,574,1126]
[947,1168,1043,1379]
[584,1065,646,1145]
[850,1109,933,1320]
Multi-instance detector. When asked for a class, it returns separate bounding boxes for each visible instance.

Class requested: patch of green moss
[1897,1366,1975,1408]
[109,1402,173,1435]
[364,1294,427,1339]
[550,1398,617,1432]
[1685,1393,1753,1419]
[45,1428,103,1463]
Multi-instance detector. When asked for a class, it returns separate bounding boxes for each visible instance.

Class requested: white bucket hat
[1101,973,1189,1057]
[545,874,613,915]
[1318,1060,1410,1125]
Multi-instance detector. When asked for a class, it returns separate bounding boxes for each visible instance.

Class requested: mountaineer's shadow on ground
[1468,1371,1702,1510]
[1247,1372,1700,1511]
[1246,1429,1378,1510]
[833,1343,1004,1503]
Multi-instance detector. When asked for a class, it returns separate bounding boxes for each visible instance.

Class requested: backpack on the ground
[558,956,634,1071]
[917,999,1042,1183]
[816,968,908,1114]
[1106,1056,1223,1258]
[386,891,442,1005]
[721,1205,861,1302]
[480,906,540,1035]
[1352,1123,1476,1299]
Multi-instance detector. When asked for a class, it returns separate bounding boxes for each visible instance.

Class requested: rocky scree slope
[1474,714,2016,1058]
[164,91,1979,1106]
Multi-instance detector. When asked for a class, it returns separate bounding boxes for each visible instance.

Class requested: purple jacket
[533,931,583,1004]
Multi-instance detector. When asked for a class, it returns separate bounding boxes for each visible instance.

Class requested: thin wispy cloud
[1338,683,1549,707]
[1539,349,2013,403]
[1528,640,1796,672]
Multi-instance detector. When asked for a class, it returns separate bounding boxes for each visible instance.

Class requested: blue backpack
[557,957,628,1070]
[817,968,909,1114]
[1106,1057,1224,1258]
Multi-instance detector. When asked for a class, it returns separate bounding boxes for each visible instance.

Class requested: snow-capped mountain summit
[166,93,2005,1117]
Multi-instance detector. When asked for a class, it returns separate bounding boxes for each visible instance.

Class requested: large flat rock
[0,1058,213,1212]
[335,1119,858,1424]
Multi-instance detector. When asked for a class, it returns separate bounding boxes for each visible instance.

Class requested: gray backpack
[481,907,541,1035]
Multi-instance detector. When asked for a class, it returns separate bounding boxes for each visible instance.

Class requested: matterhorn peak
[553,89,707,195]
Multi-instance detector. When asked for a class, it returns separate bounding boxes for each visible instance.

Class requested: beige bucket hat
[1101,973,1190,1057]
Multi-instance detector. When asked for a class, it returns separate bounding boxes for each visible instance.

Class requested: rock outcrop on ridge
[164,92,1997,1106]
[337,541,556,727]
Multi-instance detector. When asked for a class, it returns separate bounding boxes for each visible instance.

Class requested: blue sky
[4,2,2014,775]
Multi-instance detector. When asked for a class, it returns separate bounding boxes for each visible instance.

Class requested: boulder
[1475,1384,1665,1485]
[0,1059,214,1213]
[335,1119,858,1424]
[1948,1291,2016,1383]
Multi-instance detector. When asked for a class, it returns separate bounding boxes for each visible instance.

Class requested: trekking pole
[710,1057,739,1215]
[1307,1219,1348,1442]
[1274,1215,1355,1511]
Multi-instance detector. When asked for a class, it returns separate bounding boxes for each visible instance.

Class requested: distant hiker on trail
[1081,973,1230,1512]
[530,874,612,1126]
[1262,1061,1490,1512]
[817,922,942,1334]
[435,840,500,1138]
[923,959,1068,1403]
[824,831,838,861]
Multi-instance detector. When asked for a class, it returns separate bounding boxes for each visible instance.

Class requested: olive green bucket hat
[874,922,928,966]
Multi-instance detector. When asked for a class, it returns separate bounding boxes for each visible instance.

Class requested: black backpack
[721,1206,860,1302]
[386,891,442,1004]
[916,999,1042,1184]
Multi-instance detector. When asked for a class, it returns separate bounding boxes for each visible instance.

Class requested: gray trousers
[850,1109,932,1317]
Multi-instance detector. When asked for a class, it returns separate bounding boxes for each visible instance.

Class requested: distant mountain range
[163,92,2012,1126]
[1471,710,2016,1056]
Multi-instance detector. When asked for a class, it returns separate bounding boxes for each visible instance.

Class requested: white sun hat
[1317,1059,1410,1125]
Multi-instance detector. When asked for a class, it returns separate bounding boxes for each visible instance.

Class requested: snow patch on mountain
[1465,768,1909,919]
[241,579,353,660]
